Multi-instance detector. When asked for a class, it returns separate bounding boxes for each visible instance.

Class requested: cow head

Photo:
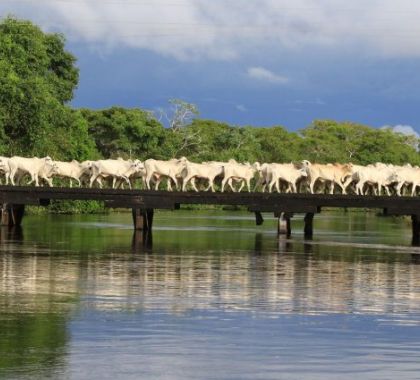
[252,162,261,171]
[0,158,7,172]
[131,160,145,173]
[45,161,59,176]
[342,163,354,173]
[298,168,308,178]
[387,172,400,183]
[81,160,94,173]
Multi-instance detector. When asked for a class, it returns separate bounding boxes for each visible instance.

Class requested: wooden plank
[0,185,419,215]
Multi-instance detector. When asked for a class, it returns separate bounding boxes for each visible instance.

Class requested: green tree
[298,120,420,165]
[0,16,94,159]
[81,107,166,159]
[253,126,301,163]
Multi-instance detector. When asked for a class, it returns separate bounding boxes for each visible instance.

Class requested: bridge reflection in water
[2,211,420,378]
[1,221,420,317]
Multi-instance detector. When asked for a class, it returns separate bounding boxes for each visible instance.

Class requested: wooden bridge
[0,185,420,244]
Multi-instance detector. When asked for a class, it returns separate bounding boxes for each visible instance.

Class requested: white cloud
[236,104,247,112]
[386,124,419,138]
[3,0,420,60]
[247,67,289,84]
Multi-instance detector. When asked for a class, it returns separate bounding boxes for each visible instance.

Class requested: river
[1,210,420,379]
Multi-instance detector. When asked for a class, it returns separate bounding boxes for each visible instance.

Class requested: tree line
[1,16,419,211]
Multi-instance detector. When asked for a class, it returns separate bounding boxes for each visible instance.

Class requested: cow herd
[0,155,419,196]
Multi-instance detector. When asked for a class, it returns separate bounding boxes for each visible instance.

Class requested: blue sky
[2,0,420,134]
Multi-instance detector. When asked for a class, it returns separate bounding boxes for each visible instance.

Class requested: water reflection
[1,229,420,316]
[1,211,420,379]
[131,230,153,252]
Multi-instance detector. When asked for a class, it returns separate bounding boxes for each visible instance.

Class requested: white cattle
[257,163,308,193]
[344,163,395,195]
[302,161,353,194]
[0,156,10,184]
[221,162,259,192]
[53,160,93,187]
[144,158,187,191]
[7,156,57,186]
[89,159,144,189]
[181,161,224,192]
[202,160,243,192]
[390,165,420,196]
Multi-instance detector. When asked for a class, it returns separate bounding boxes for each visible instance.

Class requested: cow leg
[145,174,154,190]
[191,178,199,192]
[45,177,53,187]
[209,178,216,192]
[34,174,39,187]
[221,177,230,192]
[309,179,316,194]
[89,175,98,188]
[169,176,178,191]
[244,179,250,192]
[27,172,36,186]
[171,176,179,191]
[396,182,404,196]
[9,170,16,186]
[204,178,212,192]
[120,176,131,190]
[342,177,353,194]
[337,181,346,194]
[182,175,192,191]
[166,178,172,191]
[26,174,33,185]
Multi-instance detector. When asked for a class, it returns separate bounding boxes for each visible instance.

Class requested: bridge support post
[412,215,420,246]
[132,208,154,231]
[254,211,264,226]
[1,204,25,227]
[304,212,314,239]
[276,212,292,237]
[131,230,153,251]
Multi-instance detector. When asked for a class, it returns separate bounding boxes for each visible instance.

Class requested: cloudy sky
[2,0,420,133]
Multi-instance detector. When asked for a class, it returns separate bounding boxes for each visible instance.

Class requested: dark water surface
[1,210,420,379]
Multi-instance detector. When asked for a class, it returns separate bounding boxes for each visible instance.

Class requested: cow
[0,156,10,184]
[7,156,58,187]
[343,163,395,196]
[144,157,187,191]
[181,161,224,192]
[301,161,353,194]
[52,160,94,187]
[89,159,144,189]
[221,162,259,192]
[257,163,308,193]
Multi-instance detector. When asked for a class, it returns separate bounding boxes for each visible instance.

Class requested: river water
[1,210,420,379]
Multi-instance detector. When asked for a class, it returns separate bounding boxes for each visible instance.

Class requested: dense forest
[1,16,419,211]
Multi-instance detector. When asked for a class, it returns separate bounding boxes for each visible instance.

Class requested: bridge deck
[0,185,418,215]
